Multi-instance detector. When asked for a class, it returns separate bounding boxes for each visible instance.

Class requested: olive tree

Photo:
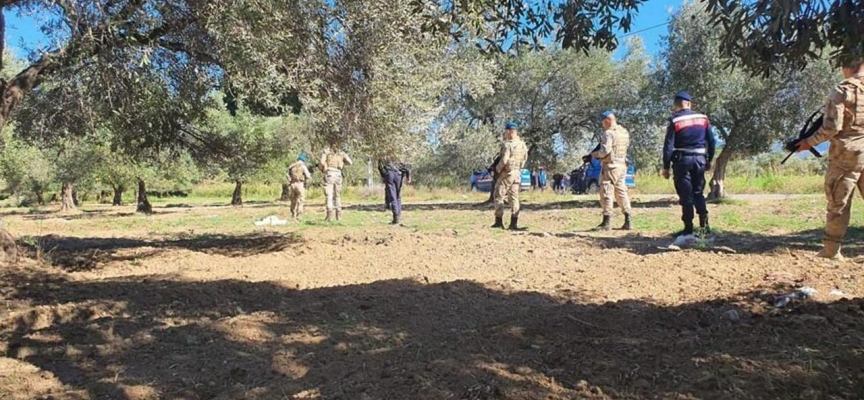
[657,2,837,198]
[197,107,282,205]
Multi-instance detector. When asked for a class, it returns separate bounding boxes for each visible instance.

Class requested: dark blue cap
[674,91,692,101]
[505,121,518,130]
[599,110,615,121]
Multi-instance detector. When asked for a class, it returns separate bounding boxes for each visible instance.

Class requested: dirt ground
[1,195,863,399]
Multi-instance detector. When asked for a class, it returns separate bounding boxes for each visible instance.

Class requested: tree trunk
[231,181,243,205]
[136,179,153,214]
[0,226,19,266]
[34,189,44,206]
[72,188,80,207]
[708,148,733,200]
[112,185,124,206]
[60,182,75,212]
[280,183,290,201]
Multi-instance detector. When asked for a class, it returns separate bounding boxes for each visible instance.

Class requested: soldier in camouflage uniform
[794,59,864,260]
[287,154,312,220]
[320,144,353,221]
[492,121,529,230]
[589,110,632,230]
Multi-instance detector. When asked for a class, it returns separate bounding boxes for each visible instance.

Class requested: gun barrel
[781,151,795,165]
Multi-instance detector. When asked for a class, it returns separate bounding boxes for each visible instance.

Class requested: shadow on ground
[0,268,861,399]
[586,227,864,257]
[18,232,304,272]
[346,198,679,213]
[5,202,279,221]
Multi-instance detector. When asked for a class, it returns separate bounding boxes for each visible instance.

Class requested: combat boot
[593,215,611,231]
[391,214,401,225]
[491,217,505,229]
[620,213,631,231]
[671,222,694,237]
[325,210,334,222]
[508,216,519,231]
[335,210,342,221]
[699,214,711,235]
[816,241,844,261]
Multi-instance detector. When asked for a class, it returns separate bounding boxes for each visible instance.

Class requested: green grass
[56,173,827,210]
[6,177,863,243]
[634,174,823,195]
[6,196,864,253]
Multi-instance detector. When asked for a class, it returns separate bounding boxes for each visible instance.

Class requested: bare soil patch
[1,199,863,399]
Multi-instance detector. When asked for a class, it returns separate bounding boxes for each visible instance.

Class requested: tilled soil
[1,199,863,399]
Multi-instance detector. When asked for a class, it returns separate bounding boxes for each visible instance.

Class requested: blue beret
[298,154,307,162]
[599,110,615,121]
[505,121,518,130]
[675,91,692,101]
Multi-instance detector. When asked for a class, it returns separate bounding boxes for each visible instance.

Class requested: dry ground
[1,192,863,399]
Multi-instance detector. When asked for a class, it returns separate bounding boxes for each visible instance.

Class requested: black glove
[582,155,592,163]
[784,138,802,153]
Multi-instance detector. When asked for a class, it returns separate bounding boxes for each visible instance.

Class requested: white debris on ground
[668,234,715,249]
[254,215,288,226]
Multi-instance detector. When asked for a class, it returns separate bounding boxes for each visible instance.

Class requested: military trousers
[673,153,708,224]
[289,182,306,218]
[823,144,864,250]
[599,164,631,216]
[323,170,344,212]
[383,170,404,218]
[494,171,521,218]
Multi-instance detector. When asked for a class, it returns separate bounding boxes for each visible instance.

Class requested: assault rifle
[782,109,824,164]
[487,154,502,173]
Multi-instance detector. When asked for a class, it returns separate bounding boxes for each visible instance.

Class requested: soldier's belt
[674,148,706,154]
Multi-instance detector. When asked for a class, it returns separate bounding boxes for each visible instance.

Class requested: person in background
[320,143,353,221]
[538,167,548,192]
[552,172,565,194]
[588,110,632,231]
[378,158,412,225]
[287,154,312,220]
[531,168,539,190]
[661,91,716,236]
[492,121,529,230]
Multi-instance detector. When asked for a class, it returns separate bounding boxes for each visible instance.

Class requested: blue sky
[4,0,682,60]
[623,0,683,56]
[5,11,49,58]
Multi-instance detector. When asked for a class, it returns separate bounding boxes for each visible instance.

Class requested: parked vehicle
[470,169,532,192]
[570,158,636,194]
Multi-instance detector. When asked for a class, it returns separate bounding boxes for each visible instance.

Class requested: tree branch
[155,39,222,67]
[55,0,87,35]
